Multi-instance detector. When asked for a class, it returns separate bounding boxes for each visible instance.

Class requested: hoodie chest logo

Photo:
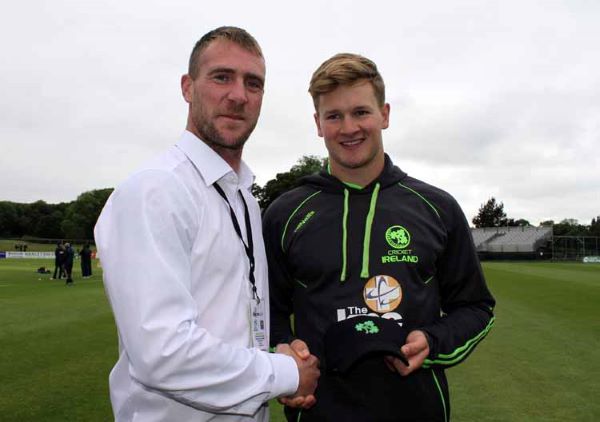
[385,225,411,249]
[382,225,419,264]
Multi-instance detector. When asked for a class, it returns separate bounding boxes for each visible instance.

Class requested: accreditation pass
[251,300,267,351]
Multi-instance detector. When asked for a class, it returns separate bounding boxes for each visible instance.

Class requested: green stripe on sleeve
[423,317,495,367]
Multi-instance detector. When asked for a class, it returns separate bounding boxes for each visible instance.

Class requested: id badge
[251,300,267,351]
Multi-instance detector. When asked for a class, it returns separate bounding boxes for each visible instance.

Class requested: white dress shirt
[94,131,298,421]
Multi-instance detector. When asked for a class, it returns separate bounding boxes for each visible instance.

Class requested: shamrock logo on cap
[355,320,380,334]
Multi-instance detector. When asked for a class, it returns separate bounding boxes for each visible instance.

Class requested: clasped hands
[276,330,430,409]
[276,339,320,409]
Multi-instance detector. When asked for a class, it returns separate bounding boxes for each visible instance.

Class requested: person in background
[79,243,92,278]
[64,242,74,285]
[51,241,65,280]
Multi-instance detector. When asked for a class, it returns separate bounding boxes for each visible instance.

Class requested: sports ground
[0,259,598,421]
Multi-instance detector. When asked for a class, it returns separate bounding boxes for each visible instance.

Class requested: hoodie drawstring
[341,188,350,282]
[340,182,381,282]
[361,182,380,278]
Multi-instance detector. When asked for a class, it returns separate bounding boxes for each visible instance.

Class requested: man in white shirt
[94,26,319,422]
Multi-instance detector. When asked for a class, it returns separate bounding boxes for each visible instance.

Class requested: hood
[297,154,408,282]
[300,154,407,194]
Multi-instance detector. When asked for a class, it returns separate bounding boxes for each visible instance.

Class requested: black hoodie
[263,155,495,422]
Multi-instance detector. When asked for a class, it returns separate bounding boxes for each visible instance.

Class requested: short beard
[200,120,252,150]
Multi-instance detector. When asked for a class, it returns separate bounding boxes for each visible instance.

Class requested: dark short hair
[309,53,385,111]
[188,26,263,79]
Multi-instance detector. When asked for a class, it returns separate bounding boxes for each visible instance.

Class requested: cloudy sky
[1,0,598,226]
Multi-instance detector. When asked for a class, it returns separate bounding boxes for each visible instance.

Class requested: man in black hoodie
[64,242,75,285]
[263,53,495,421]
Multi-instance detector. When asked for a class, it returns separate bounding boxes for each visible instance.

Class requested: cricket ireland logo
[385,225,411,249]
[355,320,380,334]
[382,225,419,264]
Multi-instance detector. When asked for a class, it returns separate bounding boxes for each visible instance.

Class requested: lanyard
[213,183,260,304]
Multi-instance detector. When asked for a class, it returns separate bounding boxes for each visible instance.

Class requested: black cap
[324,315,409,373]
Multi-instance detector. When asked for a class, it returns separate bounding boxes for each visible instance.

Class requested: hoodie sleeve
[263,200,297,348]
[420,195,495,369]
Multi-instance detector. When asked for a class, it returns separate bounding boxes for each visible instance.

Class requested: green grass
[0,259,114,421]
[449,262,600,421]
[0,260,598,421]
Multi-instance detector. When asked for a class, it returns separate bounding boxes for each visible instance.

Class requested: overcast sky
[1,0,598,226]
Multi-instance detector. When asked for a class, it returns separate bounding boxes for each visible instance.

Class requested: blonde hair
[188,26,263,79]
[309,53,385,110]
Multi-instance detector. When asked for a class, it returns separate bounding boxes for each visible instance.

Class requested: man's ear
[382,103,390,130]
[181,74,193,104]
[314,112,323,138]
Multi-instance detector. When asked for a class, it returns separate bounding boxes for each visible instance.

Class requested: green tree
[255,155,324,210]
[0,201,19,236]
[36,209,67,238]
[553,218,588,236]
[590,216,600,237]
[27,200,56,237]
[513,218,531,227]
[62,188,113,240]
[472,197,508,228]
[13,203,31,237]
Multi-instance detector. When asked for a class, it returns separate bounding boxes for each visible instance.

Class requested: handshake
[276,339,320,409]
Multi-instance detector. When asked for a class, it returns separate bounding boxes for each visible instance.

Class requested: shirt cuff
[266,352,299,399]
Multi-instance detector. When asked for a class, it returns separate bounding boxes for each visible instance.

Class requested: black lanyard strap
[213,183,260,304]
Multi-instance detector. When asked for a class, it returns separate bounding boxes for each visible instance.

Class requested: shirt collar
[176,130,255,189]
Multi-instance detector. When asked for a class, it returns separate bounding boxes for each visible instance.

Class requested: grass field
[0,259,598,421]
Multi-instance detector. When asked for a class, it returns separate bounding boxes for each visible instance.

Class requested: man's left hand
[384,330,430,376]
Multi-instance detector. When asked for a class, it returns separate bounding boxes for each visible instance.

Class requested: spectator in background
[80,243,93,278]
[64,243,74,285]
[51,242,66,280]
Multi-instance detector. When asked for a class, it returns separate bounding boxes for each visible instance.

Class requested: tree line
[0,189,113,241]
[472,197,600,237]
[1,157,598,240]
